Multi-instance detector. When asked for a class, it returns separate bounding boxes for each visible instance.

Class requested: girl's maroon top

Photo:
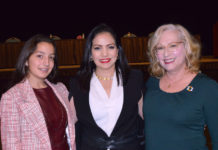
[33,85,69,150]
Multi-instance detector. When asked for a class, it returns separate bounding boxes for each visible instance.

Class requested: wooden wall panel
[0,38,148,68]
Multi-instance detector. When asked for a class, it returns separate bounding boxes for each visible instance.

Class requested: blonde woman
[143,24,218,150]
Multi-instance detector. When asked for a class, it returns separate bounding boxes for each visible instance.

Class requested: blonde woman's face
[156,30,187,73]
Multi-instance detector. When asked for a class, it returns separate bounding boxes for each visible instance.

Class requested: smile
[164,58,175,64]
[99,58,111,63]
[39,68,49,72]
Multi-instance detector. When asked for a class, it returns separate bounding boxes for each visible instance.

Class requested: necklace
[165,73,186,88]
[165,77,180,88]
[96,74,113,81]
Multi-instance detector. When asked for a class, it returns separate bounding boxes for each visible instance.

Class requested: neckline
[95,71,114,81]
[158,73,200,94]
[93,73,116,99]
[33,86,50,91]
[95,74,113,81]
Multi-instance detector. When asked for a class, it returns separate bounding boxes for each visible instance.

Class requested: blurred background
[0,0,217,56]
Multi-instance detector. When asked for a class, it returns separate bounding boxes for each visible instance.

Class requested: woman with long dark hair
[69,23,145,150]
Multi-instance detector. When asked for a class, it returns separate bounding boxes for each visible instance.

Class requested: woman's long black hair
[77,23,130,91]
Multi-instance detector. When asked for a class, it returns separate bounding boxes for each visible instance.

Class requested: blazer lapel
[17,79,51,149]
[111,85,128,135]
[78,88,106,134]
[45,80,76,148]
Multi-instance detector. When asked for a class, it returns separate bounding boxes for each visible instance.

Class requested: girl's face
[26,42,55,82]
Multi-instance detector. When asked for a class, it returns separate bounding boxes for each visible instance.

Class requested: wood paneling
[0,37,148,68]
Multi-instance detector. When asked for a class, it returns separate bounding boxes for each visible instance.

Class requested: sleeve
[145,76,157,89]
[0,92,22,150]
[56,82,76,149]
[130,69,146,102]
[203,81,218,150]
[139,70,146,96]
[68,78,78,122]
[65,126,73,150]
[68,77,77,101]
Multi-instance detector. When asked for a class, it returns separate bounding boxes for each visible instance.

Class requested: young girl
[0,34,76,150]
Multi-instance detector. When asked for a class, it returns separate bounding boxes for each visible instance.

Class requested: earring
[89,56,93,62]
[117,55,119,60]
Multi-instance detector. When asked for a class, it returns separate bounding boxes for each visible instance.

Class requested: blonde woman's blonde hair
[147,24,201,78]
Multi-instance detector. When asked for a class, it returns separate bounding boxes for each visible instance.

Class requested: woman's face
[156,30,187,73]
[26,42,55,82]
[91,32,118,72]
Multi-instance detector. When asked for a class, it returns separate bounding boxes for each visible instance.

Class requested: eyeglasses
[155,42,184,55]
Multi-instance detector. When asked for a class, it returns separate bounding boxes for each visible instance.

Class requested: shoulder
[194,73,218,102]
[0,82,25,106]
[196,73,218,88]
[129,69,143,76]
[196,74,218,113]
[49,81,68,91]
[146,76,159,88]
[146,76,158,83]
[128,69,143,79]
[126,69,144,85]
[46,80,69,95]
[69,76,80,90]
[69,76,81,100]
[1,88,15,101]
[2,85,18,95]
[56,82,67,89]
[126,69,145,90]
[1,82,24,98]
[69,76,79,85]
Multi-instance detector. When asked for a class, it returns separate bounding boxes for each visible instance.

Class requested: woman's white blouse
[89,73,124,136]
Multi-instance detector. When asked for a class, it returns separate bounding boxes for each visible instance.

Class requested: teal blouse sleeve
[202,77,218,150]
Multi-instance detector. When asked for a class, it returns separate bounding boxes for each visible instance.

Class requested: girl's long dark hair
[77,23,130,91]
[8,34,58,89]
